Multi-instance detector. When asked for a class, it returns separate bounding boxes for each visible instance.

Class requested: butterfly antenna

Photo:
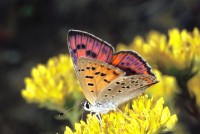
[95,113,102,126]
[81,109,84,121]
[59,103,80,116]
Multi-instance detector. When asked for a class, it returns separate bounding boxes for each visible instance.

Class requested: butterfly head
[81,101,91,111]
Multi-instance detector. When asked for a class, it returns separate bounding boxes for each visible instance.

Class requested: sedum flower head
[65,95,178,134]
[21,54,82,109]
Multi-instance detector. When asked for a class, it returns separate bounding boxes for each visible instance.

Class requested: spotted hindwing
[77,57,125,104]
[97,74,158,106]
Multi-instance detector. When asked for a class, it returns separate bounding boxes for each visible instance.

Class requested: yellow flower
[65,95,178,134]
[117,28,200,74]
[147,69,179,104]
[188,72,200,108]
[21,54,83,110]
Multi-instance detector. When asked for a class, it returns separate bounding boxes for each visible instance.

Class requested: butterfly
[67,29,158,121]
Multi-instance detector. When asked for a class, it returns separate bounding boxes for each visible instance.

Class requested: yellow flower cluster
[147,69,179,104]
[65,95,178,134]
[117,28,200,74]
[21,54,82,110]
[22,28,198,133]
[117,28,200,109]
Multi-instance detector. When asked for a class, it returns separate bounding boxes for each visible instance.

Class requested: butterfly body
[67,29,158,118]
[82,100,116,114]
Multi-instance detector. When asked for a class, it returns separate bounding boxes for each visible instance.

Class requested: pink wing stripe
[97,43,112,63]
[91,41,101,59]
[69,35,78,61]
[85,37,95,59]
[80,34,87,57]
[76,34,82,57]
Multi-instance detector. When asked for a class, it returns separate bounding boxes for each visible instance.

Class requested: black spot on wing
[107,67,111,70]
[85,76,94,79]
[103,79,110,83]
[95,72,100,75]
[81,44,86,49]
[100,64,104,67]
[86,50,91,56]
[92,67,96,70]
[131,81,135,83]
[131,70,136,74]
[113,71,119,76]
[73,49,77,53]
[124,68,131,72]
[86,50,97,58]
[108,88,112,91]
[77,44,81,49]
[88,83,94,86]
[116,82,120,84]
[78,69,85,72]
[100,73,106,76]
[91,52,97,58]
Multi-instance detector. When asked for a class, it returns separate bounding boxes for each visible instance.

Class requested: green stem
[175,71,200,133]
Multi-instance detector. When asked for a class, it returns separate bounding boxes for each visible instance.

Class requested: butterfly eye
[85,101,90,109]
[81,101,91,110]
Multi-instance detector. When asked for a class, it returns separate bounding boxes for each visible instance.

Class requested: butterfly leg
[90,111,94,115]
[95,113,102,125]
